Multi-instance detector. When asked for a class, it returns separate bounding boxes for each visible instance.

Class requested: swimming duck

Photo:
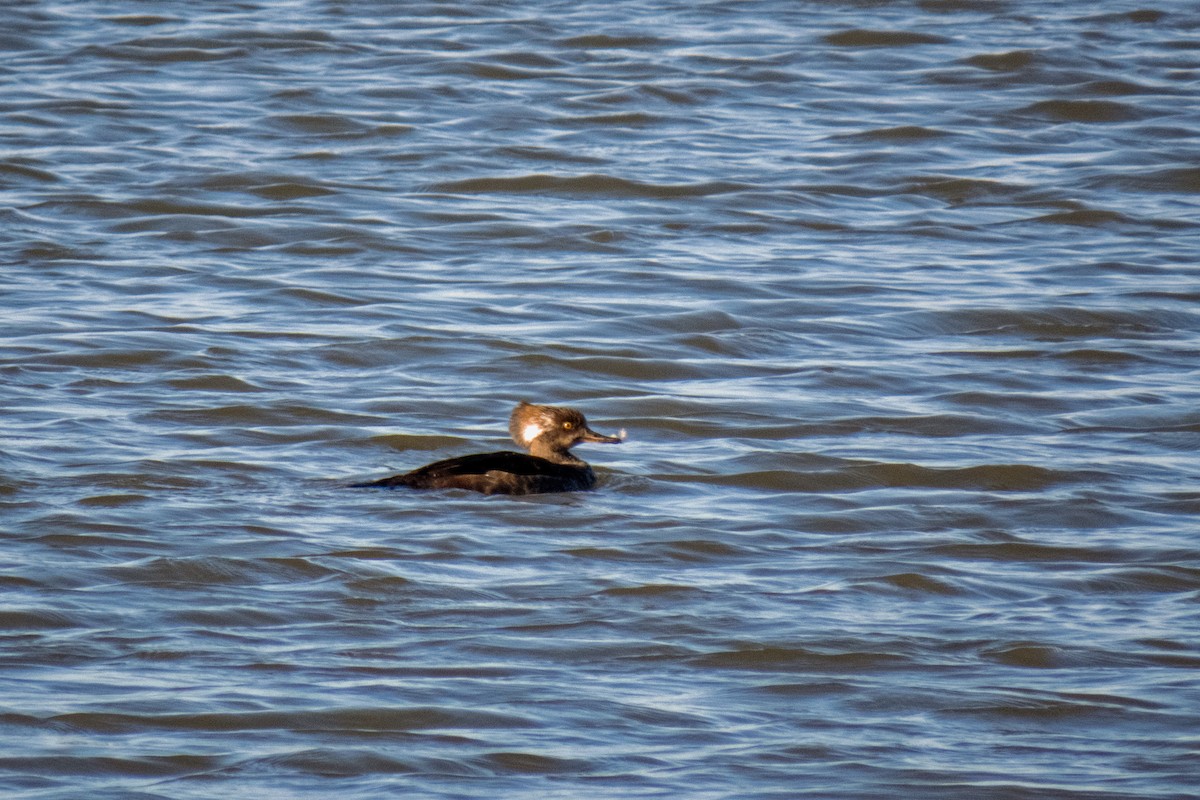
[352,401,622,495]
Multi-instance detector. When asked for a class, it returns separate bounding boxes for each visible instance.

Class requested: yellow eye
[563,421,573,430]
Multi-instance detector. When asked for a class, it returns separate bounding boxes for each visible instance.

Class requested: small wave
[167,374,265,392]
[145,403,372,427]
[564,538,748,564]
[928,541,1128,563]
[193,171,347,196]
[1062,403,1200,433]
[82,39,248,63]
[103,14,179,27]
[1027,207,1135,226]
[105,555,335,588]
[672,461,1093,493]
[553,111,667,127]
[821,412,1040,436]
[76,493,148,507]
[850,125,950,141]
[1018,99,1143,123]
[250,181,338,200]
[857,462,1088,491]
[43,348,180,370]
[601,583,702,598]
[852,572,965,596]
[19,241,97,261]
[344,575,412,595]
[964,50,1036,71]
[1087,166,1200,194]
[905,305,1193,339]
[0,160,60,183]
[0,607,83,629]
[247,748,418,777]
[52,706,536,734]
[460,62,561,81]
[694,645,907,671]
[480,751,593,775]
[1079,79,1158,96]
[497,145,607,165]
[0,752,221,778]
[562,546,643,562]
[655,539,752,561]
[503,352,707,380]
[1069,566,1200,594]
[556,34,669,49]
[266,113,370,136]
[902,175,1041,205]
[1050,348,1149,364]
[109,196,284,219]
[429,173,748,198]
[226,29,344,53]
[275,286,365,307]
[979,642,1148,670]
[363,433,466,451]
[824,29,951,47]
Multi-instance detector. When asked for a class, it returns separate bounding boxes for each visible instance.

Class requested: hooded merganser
[352,401,622,495]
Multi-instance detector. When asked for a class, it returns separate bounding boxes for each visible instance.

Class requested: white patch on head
[617,428,627,441]
[521,421,545,446]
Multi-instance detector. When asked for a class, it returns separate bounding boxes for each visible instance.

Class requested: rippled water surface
[3,1,1200,797]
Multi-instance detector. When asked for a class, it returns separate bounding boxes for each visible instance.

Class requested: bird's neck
[529,440,583,466]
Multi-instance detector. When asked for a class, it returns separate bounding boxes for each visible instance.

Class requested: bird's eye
[562,421,573,430]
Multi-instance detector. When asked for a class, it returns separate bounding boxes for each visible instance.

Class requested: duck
[352,401,622,495]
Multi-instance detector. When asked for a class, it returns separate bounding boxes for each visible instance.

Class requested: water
[3,1,1199,797]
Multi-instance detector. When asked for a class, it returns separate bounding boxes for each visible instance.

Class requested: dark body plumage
[352,401,621,495]
[360,451,598,494]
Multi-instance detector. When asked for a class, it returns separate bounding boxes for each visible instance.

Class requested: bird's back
[353,450,596,495]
